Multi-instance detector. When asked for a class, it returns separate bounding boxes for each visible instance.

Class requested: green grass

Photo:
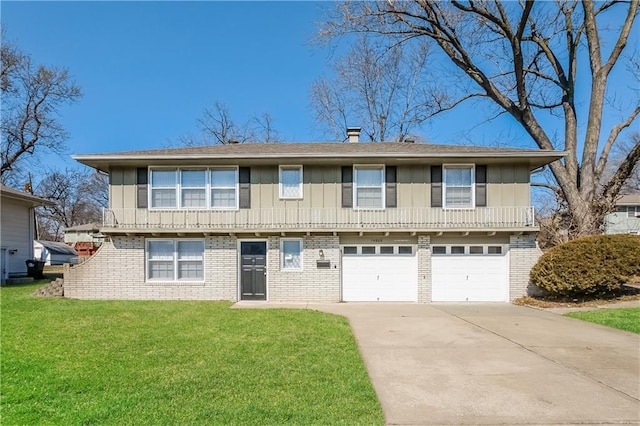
[565,308,640,334]
[1,282,383,425]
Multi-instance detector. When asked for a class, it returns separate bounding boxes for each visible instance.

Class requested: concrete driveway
[313,303,640,425]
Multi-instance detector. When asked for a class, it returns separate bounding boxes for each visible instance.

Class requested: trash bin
[26,259,45,279]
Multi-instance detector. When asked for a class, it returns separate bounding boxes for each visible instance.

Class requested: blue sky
[2,1,638,175]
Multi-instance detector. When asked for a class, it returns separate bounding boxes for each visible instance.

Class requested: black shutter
[385,166,397,208]
[476,165,487,207]
[137,168,148,208]
[431,166,442,208]
[239,167,251,209]
[342,166,353,208]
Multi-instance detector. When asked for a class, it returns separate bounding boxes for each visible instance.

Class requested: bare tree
[35,169,106,241]
[253,112,281,143]
[321,1,639,237]
[610,132,640,194]
[1,33,81,181]
[196,101,281,144]
[311,35,433,142]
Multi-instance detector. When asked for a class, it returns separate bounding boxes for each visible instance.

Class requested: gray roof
[36,240,78,256]
[64,223,101,232]
[73,141,566,172]
[1,184,54,206]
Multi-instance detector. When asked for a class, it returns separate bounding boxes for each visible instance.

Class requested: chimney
[346,127,361,143]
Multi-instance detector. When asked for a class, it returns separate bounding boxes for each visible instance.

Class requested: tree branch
[532,181,563,197]
[601,134,640,202]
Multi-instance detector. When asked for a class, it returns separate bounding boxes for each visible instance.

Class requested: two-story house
[65,129,564,302]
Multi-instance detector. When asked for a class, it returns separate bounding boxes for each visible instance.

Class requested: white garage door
[431,244,508,302]
[342,245,418,302]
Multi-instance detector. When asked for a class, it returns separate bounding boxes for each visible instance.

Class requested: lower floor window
[147,239,204,281]
[281,239,303,270]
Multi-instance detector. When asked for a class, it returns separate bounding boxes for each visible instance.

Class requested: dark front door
[240,241,267,300]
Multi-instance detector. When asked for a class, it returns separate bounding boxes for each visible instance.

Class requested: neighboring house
[604,194,640,235]
[65,129,565,302]
[64,223,104,256]
[1,184,54,283]
[34,240,78,265]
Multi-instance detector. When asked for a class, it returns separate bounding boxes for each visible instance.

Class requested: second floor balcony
[102,206,536,233]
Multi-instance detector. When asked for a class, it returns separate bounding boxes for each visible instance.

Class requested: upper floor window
[149,167,238,210]
[151,169,177,208]
[181,170,207,208]
[354,166,384,209]
[210,168,238,209]
[443,165,474,209]
[279,166,303,199]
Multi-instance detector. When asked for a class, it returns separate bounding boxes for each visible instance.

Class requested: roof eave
[73,150,566,171]
[1,191,55,207]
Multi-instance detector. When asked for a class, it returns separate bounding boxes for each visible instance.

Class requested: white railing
[102,206,536,230]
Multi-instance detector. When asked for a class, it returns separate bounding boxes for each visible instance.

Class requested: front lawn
[1,282,383,425]
[565,308,640,334]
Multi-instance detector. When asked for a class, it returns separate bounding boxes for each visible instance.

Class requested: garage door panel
[432,250,508,302]
[342,251,418,302]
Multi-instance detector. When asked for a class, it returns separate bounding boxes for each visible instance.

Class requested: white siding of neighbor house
[1,197,34,276]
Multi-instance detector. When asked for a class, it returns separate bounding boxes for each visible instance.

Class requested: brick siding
[64,233,539,302]
[266,235,341,302]
[64,235,237,300]
[417,235,431,302]
[508,234,541,301]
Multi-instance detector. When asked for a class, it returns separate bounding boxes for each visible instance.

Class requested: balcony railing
[102,206,536,231]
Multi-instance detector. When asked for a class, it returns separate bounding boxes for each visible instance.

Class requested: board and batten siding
[0,198,35,275]
[107,163,531,211]
[109,167,137,210]
[486,164,531,207]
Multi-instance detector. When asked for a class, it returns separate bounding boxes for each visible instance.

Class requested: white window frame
[180,168,208,210]
[279,165,303,200]
[353,165,385,210]
[150,168,178,209]
[210,166,239,210]
[146,238,205,282]
[443,164,475,210]
[280,238,303,271]
[148,166,240,211]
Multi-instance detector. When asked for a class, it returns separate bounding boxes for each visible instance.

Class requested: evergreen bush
[530,234,640,299]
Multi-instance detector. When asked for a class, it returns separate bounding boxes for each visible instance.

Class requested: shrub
[530,234,640,299]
